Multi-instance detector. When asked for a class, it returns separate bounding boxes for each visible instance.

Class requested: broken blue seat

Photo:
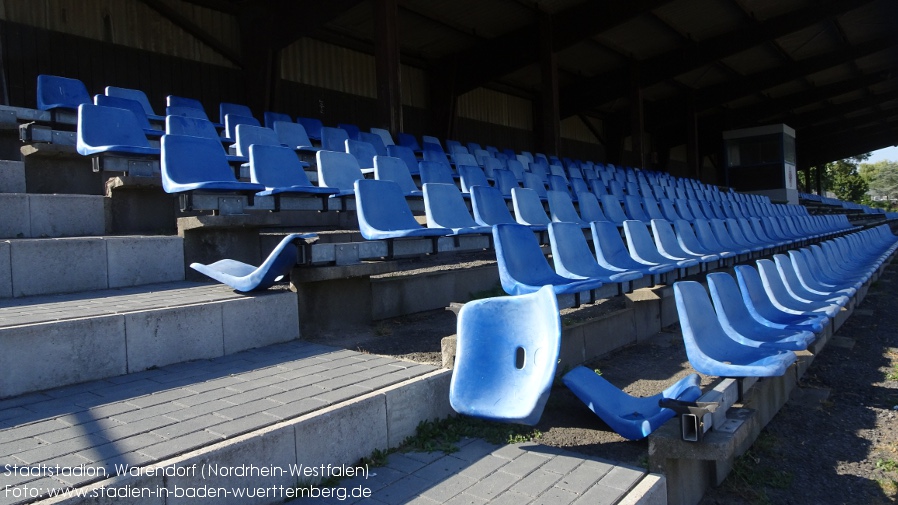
[450,285,561,425]
[77,104,160,167]
[493,223,604,296]
[548,222,643,284]
[674,281,797,377]
[563,366,702,440]
[105,85,163,121]
[354,179,448,240]
[423,183,491,235]
[160,134,264,195]
[706,272,816,351]
[733,265,830,334]
[93,94,162,136]
[37,74,91,114]
[190,233,316,292]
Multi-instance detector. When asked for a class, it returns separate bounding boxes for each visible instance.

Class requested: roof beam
[788,88,898,129]
[560,0,875,117]
[450,0,673,95]
[177,0,238,15]
[137,0,243,66]
[262,0,368,50]
[799,124,898,166]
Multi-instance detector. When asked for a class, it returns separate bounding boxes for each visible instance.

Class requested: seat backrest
[386,144,419,175]
[397,132,421,151]
[317,150,364,191]
[321,126,350,152]
[453,152,478,167]
[359,132,388,156]
[77,104,152,153]
[599,194,629,224]
[651,219,689,258]
[421,135,442,148]
[418,160,456,186]
[471,185,515,226]
[370,127,395,146]
[493,168,520,197]
[220,102,254,124]
[346,138,378,168]
[374,155,420,195]
[547,190,585,224]
[623,195,649,222]
[166,115,220,140]
[450,284,560,425]
[105,86,157,116]
[234,124,279,157]
[93,94,153,131]
[38,75,90,111]
[337,123,362,140]
[263,111,292,128]
[482,157,503,179]
[576,192,606,223]
[512,187,551,226]
[423,182,479,229]
[354,179,424,238]
[273,121,313,148]
[522,172,548,200]
[590,220,637,268]
[166,105,210,121]
[225,114,261,141]
[493,223,557,289]
[249,144,314,188]
[422,149,452,170]
[167,95,204,110]
[458,164,490,193]
[506,159,525,181]
[161,134,237,190]
[296,117,324,140]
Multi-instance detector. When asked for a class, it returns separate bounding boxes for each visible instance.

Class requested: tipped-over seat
[190,233,316,292]
[563,366,702,440]
[450,285,561,425]
[674,281,797,377]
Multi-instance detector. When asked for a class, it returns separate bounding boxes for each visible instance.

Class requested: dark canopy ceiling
[184,0,898,167]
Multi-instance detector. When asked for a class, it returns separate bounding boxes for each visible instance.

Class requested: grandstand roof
[185,0,898,166]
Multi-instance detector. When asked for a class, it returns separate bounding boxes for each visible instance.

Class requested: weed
[361,448,390,467]
[877,458,898,473]
[722,432,792,505]
[400,416,541,454]
[593,368,603,376]
[878,478,898,497]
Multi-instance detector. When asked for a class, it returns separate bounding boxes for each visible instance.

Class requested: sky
[864,145,898,164]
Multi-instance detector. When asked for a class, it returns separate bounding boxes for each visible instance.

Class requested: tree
[816,154,870,203]
[860,160,898,205]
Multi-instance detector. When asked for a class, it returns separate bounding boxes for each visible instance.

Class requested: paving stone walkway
[0,340,436,505]
[292,438,647,505]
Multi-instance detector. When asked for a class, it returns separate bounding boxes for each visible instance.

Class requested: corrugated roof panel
[729,0,814,22]
[561,116,600,143]
[557,42,624,78]
[761,80,807,99]
[674,64,736,90]
[397,9,480,58]
[402,0,534,40]
[457,87,533,130]
[804,65,856,88]
[855,51,897,75]
[596,16,685,61]
[775,23,840,60]
[835,1,892,44]
[642,81,685,102]
[499,64,541,91]
[720,45,787,76]
[281,39,376,99]
[653,0,745,41]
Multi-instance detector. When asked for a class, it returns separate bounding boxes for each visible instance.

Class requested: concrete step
[0,160,25,192]
[0,235,184,299]
[0,340,449,505]
[0,281,300,398]
[0,193,107,239]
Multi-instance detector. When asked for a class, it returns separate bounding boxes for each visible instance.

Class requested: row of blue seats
[449,224,897,438]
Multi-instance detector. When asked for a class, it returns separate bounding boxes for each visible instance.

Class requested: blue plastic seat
[317,150,365,197]
[650,219,719,263]
[493,224,604,296]
[160,134,264,194]
[471,185,517,226]
[772,254,851,305]
[450,285,561,425]
[105,85,162,120]
[167,95,204,110]
[224,114,261,141]
[386,144,420,176]
[458,165,490,194]
[190,233,315,292]
[511,187,551,229]
[706,272,815,351]
[359,132,388,156]
[523,171,549,200]
[660,198,683,222]
[600,195,630,226]
[346,138,378,172]
[692,219,741,257]
[624,220,698,269]
[321,127,350,152]
[38,75,90,112]
[166,104,211,122]
[273,121,319,152]
[493,169,520,198]
[423,183,491,235]
[165,116,240,163]
[419,160,456,186]
[577,192,607,223]
[723,218,764,252]
[547,190,589,227]
[370,127,395,147]
[563,366,701,440]
[296,117,324,141]
[337,122,362,140]
[624,195,651,222]
[548,222,643,283]
[397,132,421,152]
[733,265,830,333]
[76,104,160,157]
[708,219,753,255]
[789,249,857,296]
[249,144,338,197]
[506,159,526,182]
[374,155,422,196]
[354,179,448,240]
[755,259,842,318]
[674,281,797,377]
[220,102,254,124]
[264,111,292,128]
[591,221,676,276]
[93,94,161,136]
[234,124,280,158]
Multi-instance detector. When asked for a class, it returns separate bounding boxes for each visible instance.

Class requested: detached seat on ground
[450,285,561,425]
[190,233,317,292]
[562,366,702,440]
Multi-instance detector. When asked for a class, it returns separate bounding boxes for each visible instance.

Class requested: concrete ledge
[0,193,108,240]
[0,160,25,193]
[619,473,667,505]
[21,144,101,195]
[4,236,184,298]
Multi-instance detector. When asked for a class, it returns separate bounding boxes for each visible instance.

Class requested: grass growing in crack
[877,458,898,473]
[722,432,793,505]
[400,416,542,454]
